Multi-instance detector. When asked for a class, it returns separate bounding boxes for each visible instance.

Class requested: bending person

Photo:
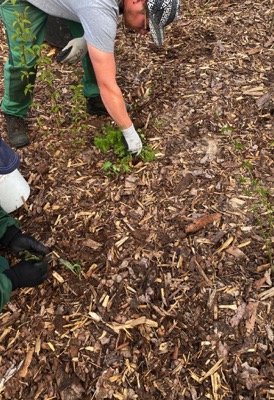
[0,2,108,148]
[1,0,180,155]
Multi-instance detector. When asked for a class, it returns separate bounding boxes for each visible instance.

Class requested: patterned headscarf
[147,0,180,46]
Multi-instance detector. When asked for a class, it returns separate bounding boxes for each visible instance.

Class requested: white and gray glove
[122,125,142,155]
[57,36,87,64]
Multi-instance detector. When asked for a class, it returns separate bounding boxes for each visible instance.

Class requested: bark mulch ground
[0,1,274,399]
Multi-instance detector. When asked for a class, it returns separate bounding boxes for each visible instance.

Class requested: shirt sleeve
[80,7,118,53]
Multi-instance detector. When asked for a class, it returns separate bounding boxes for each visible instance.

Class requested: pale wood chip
[107,317,158,333]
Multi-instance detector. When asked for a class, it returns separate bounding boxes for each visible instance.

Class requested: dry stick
[18,348,34,378]
[195,259,212,285]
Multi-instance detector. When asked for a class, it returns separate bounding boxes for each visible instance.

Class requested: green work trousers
[0,0,99,118]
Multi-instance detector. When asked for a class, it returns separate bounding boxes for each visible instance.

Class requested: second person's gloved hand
[9,232,50,257]
[3,258,49,290]
[57,36,87,64]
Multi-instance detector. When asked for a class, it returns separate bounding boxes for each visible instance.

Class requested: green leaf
[19,250,42,261]
[59,258,82,279]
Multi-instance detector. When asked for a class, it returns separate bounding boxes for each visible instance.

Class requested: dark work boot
[86,96,130,116]
[3,114,30,148]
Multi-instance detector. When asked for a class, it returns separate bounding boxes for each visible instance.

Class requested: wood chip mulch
[0,1,274,399]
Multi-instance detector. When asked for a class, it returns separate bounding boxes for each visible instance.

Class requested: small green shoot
[220,125,233,134]
[241,160,253,171]
[233,141,245,151]
[59,258,82,279]
[238,175,247,184]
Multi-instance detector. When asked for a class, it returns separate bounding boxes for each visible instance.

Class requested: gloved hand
[122,125,143,155]
[9,232,49,257]
[57,36,87,64]
[3,258,49,290]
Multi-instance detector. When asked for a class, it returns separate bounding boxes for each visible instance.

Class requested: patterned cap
[147,0,180,46]
[0,138,20,175]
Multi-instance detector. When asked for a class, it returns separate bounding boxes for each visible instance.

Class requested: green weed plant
[59,258,82,279]
[240,158,274,267]
[94,125,155,173]
[221,124,274,266]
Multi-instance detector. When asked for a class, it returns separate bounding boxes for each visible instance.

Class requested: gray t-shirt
[27,0,119,53]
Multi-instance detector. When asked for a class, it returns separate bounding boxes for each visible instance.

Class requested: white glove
[58,36,87,64]
[122,124,142,155]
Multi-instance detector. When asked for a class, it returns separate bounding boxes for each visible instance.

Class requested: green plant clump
[239,161,274,266]
[94,125,155,173]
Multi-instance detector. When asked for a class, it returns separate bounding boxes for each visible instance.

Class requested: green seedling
[238,175,247,184]
[19,250,43,262]
[59,258,82,279]
[239,174,274,266]
[220,125,233,134]
[241,160,253,171]
[233,141,245,151]
[94,125,155,173]
[236,133,274,266]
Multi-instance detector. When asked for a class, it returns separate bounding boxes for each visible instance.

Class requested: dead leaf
[230,302,247,328]
[266,325,274,342]
[256,93,272,108]
[83,238,102,250]
[226,246,247,258]
[253,276,266,291]
[245,302,258,335]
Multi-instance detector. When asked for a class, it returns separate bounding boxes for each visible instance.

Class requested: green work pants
[65,20,100,100]
[0,0,99,118]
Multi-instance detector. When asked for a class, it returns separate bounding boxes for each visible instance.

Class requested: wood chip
[52,271,65,283]
[18,348,34,378]
[258,287,274,300]
[107,317,158,333]
[199,358,224,382]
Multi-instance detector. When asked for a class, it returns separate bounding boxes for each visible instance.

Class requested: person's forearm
[86,44,132,129]
[87,44,142,154]
[99,83,132,129]
[99,84,142,154]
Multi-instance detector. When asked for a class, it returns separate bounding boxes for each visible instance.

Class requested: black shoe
[86,96,130,116]
[86,96,108,116]
[3,114,30,148]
